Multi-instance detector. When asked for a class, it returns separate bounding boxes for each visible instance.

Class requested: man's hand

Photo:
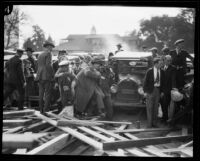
[54,83,59,89]
[23,82,27,88]
[144,93,147,98]
[160,92,164,98]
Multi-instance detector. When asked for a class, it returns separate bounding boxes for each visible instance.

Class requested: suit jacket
[35,51,54,81]
[162,65,176,94]
[143,68,165,94]
[5,55,26,87]
[170,50,194,73]
[27,56,37,73]
[74,66,103,112]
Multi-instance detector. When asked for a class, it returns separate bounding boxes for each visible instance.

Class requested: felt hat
[43,41,55,48]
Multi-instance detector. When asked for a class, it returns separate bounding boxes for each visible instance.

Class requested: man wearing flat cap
[4,49,26,110]
[73,56,105,118]
[35,41,55,114]
[170,39,194,89]
[147,47,159,67]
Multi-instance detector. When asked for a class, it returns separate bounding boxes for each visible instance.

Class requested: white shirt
[164,65,168,71]
[153,66,160,87]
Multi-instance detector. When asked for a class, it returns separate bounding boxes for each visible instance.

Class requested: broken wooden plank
[111,127,177,134]
[57,120,103,127]
[159,147,193,153]
[103,135,192,150]
[95,120,132,125]
[143,147,173,157]
[34,111,103,149]
[26,134,69,155]
[178,140,193,149]
[2,133,47,149]
[3,119,33,128]
[181,148,193,157]
[4,126,24,134]
[3,109,35,119]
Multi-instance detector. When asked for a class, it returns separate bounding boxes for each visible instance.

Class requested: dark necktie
[155,70,160,83]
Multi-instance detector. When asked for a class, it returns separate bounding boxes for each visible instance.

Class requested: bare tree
[4,6,28,49]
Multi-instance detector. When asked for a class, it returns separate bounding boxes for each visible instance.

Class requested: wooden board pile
[2,109,193,157]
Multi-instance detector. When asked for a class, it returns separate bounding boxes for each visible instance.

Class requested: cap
[59,60,69,66]
[26,47,34,52]
[162,47,170,53]
[16,49,24,53]
[149,47,158,51]
[174,39,184,46]
[43,41,55,48]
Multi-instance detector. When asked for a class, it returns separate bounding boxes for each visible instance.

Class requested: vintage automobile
[110,51,151,109]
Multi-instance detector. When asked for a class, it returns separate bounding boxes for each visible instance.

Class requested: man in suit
[4,49,27,110]
[160,55,176,122]
[73,57,105,117]
[170,39,194,89]
[35,41,55,114]
[143,57,165,128]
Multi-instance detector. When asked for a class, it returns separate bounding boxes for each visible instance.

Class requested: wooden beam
[103,135,193,150]
[160,147,193,153]
[4,126,24,134]
[2,133,47,149]
[111,128,176,134]
[95,120,132,125]
[26,134,69,155]
[57,120,103,127]
[3,119,33,128]
[3,109,35,119]
[34,111,103,149]
[178,141,193,149]
[143,147,173,157]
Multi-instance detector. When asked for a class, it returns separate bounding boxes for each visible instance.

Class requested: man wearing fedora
[170,39,194,89]
[4,49,27,110]
[115,43,123,54]
[35,41,55,114]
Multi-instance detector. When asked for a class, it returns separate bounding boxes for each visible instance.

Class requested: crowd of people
[3,38,194,126]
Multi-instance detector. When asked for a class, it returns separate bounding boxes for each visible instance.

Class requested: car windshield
[118,59,148,75]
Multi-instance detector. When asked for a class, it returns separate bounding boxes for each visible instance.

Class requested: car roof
[66,55,80,61]
[4,50,16,55]
[4,54,28,61]
[112,51,152,60]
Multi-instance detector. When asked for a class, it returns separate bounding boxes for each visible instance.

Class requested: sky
[18,5,182,47]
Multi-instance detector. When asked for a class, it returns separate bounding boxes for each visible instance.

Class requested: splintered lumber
[178,141,193,149]
[20,121,51,133]
[3,109,35,119]
[102,135,193,150]
[26,134,69,155]
[111,127,177,134]
[57,120,103,127]
[2,133,48,149]
[4,126,24,134]
[34,111,103,149]
[94,120,132,125]
[3,119,33,127]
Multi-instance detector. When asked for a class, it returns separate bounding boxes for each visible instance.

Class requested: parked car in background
[110,51,152,109]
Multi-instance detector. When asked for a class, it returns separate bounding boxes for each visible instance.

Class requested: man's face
[176,43,183,51]
[164,58,171,66]
[93,63,101,70]
[27,51,32,57]
[17,52,23,58]
[46,45,53,52]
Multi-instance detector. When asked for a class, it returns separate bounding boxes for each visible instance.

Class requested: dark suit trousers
[160,92,170,120]
[146,87,160,127]
[4,83,25,110]
[38,80,52,113]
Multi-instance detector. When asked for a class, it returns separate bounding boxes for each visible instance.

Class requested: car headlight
[110,84,118,93]
[138,87,144,95]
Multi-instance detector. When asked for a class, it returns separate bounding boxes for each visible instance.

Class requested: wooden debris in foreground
[57,120,103,127]
[103,135,193,150]
[3,119,33,128]
[3,109,35,119]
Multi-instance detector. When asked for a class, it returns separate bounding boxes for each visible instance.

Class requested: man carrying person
[35,41,55,114]
[4,49,27,110]
[73,56,105,118]
[143,57,165,128]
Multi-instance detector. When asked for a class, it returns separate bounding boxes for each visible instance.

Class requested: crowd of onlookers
[4,38,194,127]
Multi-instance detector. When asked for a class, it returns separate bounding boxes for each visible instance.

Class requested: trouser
[103,94,113,120]
[160,92,171,121]
[38,80,52,113]
[4,83,25,110]
[176,68,185,89]
[146,87,160,127]
[25,77,35,105]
